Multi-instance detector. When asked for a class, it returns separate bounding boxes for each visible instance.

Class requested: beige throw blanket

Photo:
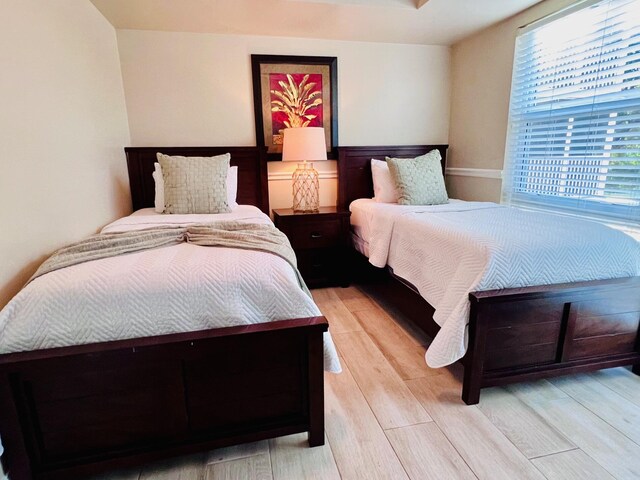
[30,221,309,294]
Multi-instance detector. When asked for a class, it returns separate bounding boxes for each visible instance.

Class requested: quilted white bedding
[350,198,640,368]
[0,206,341,372]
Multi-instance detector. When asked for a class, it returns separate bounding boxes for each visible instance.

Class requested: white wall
[447,0,577,202]
[0,0,131,309]
[116,29,451,209]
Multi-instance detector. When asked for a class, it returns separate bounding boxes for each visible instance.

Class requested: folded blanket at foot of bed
[1,220,341,372]
[30,221,307,292]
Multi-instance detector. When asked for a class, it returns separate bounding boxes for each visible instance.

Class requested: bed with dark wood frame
[0,146,327,480]
[338,144,640,405]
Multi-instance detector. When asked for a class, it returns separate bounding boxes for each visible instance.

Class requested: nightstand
[273,207,351,288]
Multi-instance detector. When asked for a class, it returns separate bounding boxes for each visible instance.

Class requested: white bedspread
[351,199,640,368]
[0,206,341,372]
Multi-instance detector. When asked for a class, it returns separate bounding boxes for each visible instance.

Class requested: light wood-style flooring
[93,285,640,480]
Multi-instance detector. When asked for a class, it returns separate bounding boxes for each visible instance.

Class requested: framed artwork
[251,54,338,160]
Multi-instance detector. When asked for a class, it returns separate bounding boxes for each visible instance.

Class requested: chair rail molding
[269,170,338,181]
[269,168,501,181]
[445,167,502,179]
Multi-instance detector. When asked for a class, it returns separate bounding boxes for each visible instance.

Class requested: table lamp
[282,127,327,213]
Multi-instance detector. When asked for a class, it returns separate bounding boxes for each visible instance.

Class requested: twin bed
[339,144,640,405]
[0,147,339,480]
[1,143,638,479]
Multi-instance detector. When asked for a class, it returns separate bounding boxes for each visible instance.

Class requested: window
[502,0,640,231]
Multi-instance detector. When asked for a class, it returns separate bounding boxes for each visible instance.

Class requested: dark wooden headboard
[125,146,270,214]
[337,145,449,210]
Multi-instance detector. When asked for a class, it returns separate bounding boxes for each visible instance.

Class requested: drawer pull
[310,233,323,239]
[312,263,323,268]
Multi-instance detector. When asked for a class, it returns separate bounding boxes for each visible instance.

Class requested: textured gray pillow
[157,153,231,214]
[386,150,448,205]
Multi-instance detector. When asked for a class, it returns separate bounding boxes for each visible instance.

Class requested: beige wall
[0,0,131,309]
[116,29,451,209]
[445,176,503,203]
[447,0,577,201]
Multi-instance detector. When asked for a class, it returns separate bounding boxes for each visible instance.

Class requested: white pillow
[226,165,238,208]
[153,162,239,213]
[371,159,399,203]
[152,163,165,213]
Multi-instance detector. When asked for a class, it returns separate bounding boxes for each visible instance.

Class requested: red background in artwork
[269,73,323,136]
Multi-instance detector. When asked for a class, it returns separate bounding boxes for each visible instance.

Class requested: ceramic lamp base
[292,162,320,213]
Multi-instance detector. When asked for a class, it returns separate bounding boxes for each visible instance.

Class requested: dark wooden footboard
[463,277,640,404]
[0,317,328,480]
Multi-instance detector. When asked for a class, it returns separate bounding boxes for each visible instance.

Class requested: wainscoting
[267,166,503,209]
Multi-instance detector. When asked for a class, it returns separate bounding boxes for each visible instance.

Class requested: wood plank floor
[92,286,640,480]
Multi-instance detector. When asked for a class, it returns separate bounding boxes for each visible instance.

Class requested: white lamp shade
[281,127,328,162]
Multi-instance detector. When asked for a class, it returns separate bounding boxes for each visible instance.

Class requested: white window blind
[502,0,640,229]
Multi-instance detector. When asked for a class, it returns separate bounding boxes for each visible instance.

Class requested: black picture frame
[251,54,339,161]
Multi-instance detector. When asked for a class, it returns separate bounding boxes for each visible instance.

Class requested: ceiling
[90,0,545,46]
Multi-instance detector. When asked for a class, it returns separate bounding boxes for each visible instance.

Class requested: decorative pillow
[153,162,238,213]
[371,159,399,203]
[386,150,448,205]
[157,153,231,214]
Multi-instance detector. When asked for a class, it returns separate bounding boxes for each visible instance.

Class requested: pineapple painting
[269,73,324,145]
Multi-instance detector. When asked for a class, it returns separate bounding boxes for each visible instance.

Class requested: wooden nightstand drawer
[297,250,332,281]
[273,207,351,288]
[289,219,341,249]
